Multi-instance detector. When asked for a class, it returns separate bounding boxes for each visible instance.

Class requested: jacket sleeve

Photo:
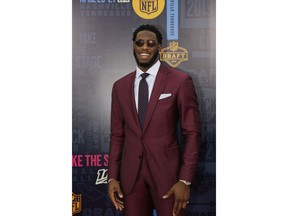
[108,83,125,181]
[177,74,201,183]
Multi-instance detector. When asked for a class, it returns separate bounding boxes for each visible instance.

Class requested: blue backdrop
[72,0,216,215]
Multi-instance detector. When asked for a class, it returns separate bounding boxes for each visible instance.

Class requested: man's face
[133,30,161,71]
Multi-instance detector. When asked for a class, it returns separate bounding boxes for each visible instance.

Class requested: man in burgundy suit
[108,24,201,216]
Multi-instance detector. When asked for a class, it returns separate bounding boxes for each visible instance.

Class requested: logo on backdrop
[160,41,188,68]
[95,169,108,185]
[72,192,82,215]
[132,0,165,19]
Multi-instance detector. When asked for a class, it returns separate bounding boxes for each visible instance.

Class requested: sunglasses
[134,39,159,48]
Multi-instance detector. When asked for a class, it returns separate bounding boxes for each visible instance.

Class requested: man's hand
[108,179,124,211]
[162,181,190,216]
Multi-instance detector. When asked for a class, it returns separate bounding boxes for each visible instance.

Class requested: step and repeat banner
[72,0,216,215]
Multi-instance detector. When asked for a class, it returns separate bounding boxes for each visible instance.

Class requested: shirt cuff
[179,179,191,186]
[108,179,116,183]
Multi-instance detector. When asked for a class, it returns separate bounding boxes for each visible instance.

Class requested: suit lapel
[129,71,142,132]
[142,64,169,132]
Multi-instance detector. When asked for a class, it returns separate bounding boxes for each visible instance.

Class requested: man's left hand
[162,181,190,216]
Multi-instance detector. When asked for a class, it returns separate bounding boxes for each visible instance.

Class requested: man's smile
[139,52,150,59]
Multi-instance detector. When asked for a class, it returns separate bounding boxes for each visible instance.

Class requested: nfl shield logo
[140,0,158,15]
[72,193,82,215]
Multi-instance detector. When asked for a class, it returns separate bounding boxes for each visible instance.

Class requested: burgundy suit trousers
[122,156,185,216]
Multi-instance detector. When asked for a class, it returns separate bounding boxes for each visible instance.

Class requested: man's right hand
[108,179,124,211]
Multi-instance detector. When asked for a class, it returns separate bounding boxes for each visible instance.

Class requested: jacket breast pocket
[157,95,176,113]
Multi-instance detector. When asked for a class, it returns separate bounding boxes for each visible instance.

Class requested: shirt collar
[136,60,161,79]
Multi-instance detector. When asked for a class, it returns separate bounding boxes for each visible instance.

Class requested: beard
[133,50,159,68]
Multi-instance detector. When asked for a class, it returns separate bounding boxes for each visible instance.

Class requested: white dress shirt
[134,60,161,112]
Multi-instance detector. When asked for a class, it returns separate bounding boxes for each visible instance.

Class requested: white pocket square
[159,93,172,100]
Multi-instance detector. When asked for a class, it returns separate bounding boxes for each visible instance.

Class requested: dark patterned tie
[138,73,150,129]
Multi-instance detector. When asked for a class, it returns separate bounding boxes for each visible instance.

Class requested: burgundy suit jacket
[108,63,201,196]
